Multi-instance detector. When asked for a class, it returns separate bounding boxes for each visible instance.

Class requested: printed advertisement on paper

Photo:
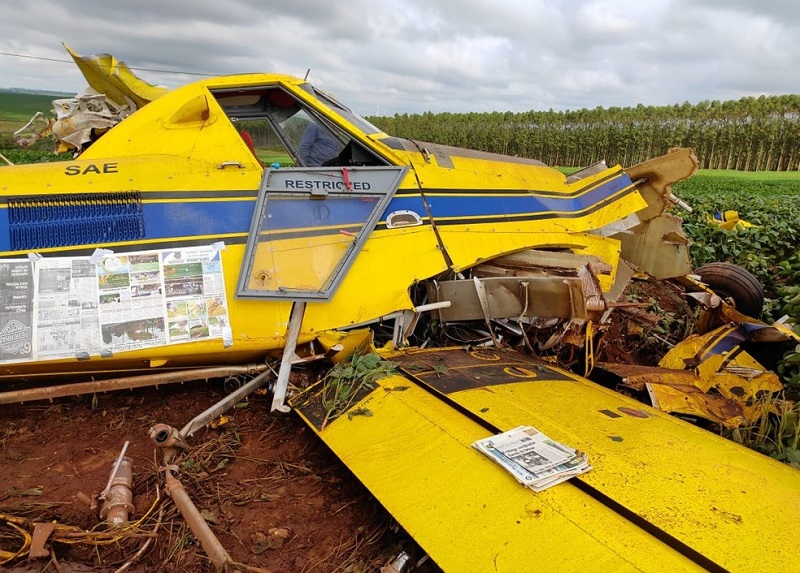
[0,245,231,364]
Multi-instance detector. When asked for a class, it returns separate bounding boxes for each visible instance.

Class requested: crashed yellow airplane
[2,47,800,571]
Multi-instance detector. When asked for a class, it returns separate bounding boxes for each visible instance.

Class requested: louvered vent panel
[8,192,145,250]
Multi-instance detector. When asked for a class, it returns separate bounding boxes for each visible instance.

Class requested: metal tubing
[271,301,306,412]
[148,424,189,451]
[100,441,130,498]
[99,458,134,526]
[164,471,231,572]
[180,368,274,439]
[0,363,267,405]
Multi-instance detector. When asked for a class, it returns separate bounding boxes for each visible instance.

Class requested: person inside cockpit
[298,122,339,166]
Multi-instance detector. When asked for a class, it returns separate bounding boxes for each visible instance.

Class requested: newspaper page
[0,244,231,364]
[0,261,34,362]
[473,425,592,492]
[95,253,165,354]
[484,425,575,474]
[161,246,230,344]
[37,257,100,357]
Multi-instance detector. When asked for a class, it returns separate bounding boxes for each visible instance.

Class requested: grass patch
[692,169,800,182]
[258,152,294,166]
[0,92,58,123]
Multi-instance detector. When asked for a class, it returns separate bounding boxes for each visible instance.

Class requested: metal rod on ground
[180,368,274,439]
[100,441,130,499]
[151,374,281,572]
[164,471,232,572]
[271,301,306,413]
[0,364,268,405]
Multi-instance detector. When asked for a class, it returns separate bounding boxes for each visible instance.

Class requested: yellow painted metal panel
[293,376,701,572]
[391,348,800,573]
[245,234,353,292]
[64,43,169,108]
[439,213,640,274]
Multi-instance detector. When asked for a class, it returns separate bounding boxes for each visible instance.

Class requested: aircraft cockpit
[210,84,388,169]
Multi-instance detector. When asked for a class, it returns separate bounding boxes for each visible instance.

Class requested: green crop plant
[320,351,397,429]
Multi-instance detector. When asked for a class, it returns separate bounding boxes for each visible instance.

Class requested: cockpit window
[298,84,384,135]
[210,85,385,168]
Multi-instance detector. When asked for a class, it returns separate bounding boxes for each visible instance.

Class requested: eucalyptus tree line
[370,95,800,171]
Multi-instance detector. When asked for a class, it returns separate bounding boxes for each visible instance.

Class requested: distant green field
[695,169,800,182]
[558,166,800,188]
[0,92,60,137]
[0,92,58,130]
[676,173,800,205]
[0,92,58,122]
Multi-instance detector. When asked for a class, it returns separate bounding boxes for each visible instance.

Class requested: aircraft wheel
[695,262,764,317]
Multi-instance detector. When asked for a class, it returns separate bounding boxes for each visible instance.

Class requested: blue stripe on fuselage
[423,173,633,220]
[141,173,632,238]
[0,173,633,250]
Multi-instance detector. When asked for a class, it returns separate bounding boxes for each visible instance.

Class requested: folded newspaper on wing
[472,425,592,492]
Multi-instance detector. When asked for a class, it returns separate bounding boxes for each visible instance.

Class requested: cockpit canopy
[211,83,388,169]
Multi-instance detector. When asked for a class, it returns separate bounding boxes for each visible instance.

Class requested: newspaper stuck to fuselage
[0,244,232,364]
[473,425,592,492]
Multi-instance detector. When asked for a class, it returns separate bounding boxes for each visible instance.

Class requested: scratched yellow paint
[390,347,800,573]
[294,375,701,572]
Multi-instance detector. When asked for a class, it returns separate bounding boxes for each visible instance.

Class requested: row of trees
[368,95,800,171]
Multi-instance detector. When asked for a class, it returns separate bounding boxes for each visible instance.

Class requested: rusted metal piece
[164,471,232,572]
[0,363,268,405]
[28,522,57,559]
[147,365,277,569]
[148,424,189,451]
[99,457,134,526]
[150,412,235,569]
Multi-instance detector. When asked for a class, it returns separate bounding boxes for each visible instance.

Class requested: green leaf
[786,449,800,465]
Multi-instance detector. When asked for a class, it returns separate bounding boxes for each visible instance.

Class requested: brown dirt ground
[0,378,440,573]
[595,278,694,366]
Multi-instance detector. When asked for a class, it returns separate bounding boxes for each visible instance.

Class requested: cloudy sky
[1,0,798,117]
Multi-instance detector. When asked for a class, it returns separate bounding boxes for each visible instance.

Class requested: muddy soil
[0,379,439,572]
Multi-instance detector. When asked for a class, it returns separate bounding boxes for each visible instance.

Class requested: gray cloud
[1,0,798,116]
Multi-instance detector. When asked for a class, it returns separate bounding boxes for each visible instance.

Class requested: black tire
[695,262,765,317]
